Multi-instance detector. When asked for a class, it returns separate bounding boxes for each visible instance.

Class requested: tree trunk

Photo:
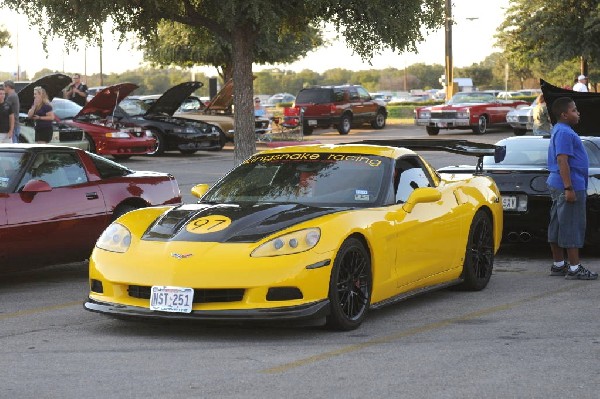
[231,27,257,165]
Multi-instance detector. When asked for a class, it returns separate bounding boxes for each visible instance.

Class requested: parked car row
[15,74,226,159]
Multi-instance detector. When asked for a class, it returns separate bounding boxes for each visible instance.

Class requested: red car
[414,91,528,135]
[57,82,157,160]
[0,145,182,270]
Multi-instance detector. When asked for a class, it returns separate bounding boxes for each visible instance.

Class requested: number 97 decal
[186,215,232,234]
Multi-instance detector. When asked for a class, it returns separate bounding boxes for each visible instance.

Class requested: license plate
[502,196,517,210]
[437,122,447,127]
[308,119,317,126]
[150,286,194,313]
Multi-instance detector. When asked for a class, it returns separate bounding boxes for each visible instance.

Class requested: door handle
[86,192,99,200]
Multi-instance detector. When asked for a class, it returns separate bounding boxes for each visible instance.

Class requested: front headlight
[419,111,431,119]
[251,228,321,257]
[105,131,131,138]
[456,111,469,119]
[96,223,131,253]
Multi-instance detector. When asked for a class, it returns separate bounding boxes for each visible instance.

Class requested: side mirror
[191,183,210,199]
[21,179,52,193]
[402,187,441,213]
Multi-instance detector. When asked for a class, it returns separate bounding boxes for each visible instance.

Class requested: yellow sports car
[84,139,504,330]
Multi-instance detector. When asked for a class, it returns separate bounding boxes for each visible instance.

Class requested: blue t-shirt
[547,122,588,191]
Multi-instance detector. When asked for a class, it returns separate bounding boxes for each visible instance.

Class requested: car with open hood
[0,144,182,271]
[54,82,156,160]
[16,73,88,150]
[84,139,504,330]
[116,82,225,155]
[173,79,270,142]
[415,91,528,135]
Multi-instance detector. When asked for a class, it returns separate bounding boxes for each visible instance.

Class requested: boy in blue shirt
[547,97,597,280]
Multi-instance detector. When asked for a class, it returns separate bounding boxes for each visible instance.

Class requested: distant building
[454,78,474,92]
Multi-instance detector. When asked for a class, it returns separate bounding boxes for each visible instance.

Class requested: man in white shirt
[573,75,589,92]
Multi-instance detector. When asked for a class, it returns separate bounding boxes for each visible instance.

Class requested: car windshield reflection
[202,153,390,207]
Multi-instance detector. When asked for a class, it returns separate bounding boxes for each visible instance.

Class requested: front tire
[370,110,386,129]
[472,116,488,134]
[147,129,165,156]
[337,114,352,135]
[457,210,494,291]
[426,126,440,135]
[326,237,372,331]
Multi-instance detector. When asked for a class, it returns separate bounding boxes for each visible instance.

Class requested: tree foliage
[1,0,444,163]
[0,27,10,49]
[142,21,324,82]
[496,0,600,75]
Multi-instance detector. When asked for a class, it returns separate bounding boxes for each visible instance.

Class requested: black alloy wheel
[457,210,494,291]
[326,237,372,330]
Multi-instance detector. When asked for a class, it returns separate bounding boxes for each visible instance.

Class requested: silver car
[505,99,537,136]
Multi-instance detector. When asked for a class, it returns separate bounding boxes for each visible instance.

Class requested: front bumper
[415,118,470,128]
[84,297,331,321]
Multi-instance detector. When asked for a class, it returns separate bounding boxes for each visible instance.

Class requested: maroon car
[0,145,182,270]
[414,91,529,135]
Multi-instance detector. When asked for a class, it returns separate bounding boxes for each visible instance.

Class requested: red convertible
[0,145,182,271]
[414,92,528,135]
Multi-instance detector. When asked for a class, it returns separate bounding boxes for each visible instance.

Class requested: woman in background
[27,86,54,143]
[532,94,552,136]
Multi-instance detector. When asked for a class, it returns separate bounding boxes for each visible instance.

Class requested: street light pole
[445,0,453,100]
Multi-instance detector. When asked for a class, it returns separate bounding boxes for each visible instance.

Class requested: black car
[116,82,225,155]
[439,135,600,245]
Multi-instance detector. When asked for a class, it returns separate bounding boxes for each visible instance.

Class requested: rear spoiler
[349,139,506,174]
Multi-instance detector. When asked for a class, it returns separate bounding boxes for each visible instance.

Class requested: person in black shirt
[0,85,15,143]
[64,73,88,106]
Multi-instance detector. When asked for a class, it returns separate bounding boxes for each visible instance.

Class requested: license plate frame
[308,119,318,126]
[150,286,194,313]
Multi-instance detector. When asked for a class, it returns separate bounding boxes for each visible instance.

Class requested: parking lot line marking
[262,284,579,374]
[0,301,81,320]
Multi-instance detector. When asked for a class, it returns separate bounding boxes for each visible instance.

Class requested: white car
[505,99,537,136]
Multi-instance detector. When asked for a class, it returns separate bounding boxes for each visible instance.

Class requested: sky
[0,0,510,79]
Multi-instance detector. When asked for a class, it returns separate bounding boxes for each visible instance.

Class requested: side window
[584,142,600,168]
[357,87,371,101]
[348,88,360,101]
[333,89,345,102]
[394,156,434,203]
[19,152,88,189]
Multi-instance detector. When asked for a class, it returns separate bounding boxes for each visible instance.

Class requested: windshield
[447,92,496,104]
[202,152,390,207]
[483,139,549,166]
[0,151,31,193]
[295,88,334,104]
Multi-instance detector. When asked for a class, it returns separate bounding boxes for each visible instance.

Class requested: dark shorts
[548,187,587,248]
[35,125,53,143]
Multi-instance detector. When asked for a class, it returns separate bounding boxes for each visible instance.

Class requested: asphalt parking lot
[2,123,599,398]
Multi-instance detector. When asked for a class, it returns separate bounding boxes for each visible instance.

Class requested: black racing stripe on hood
[141,203,347,243]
